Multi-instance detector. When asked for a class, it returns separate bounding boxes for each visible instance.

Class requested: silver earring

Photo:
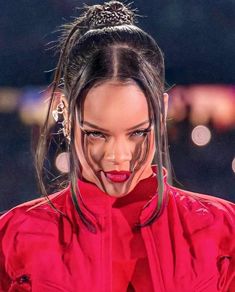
[62,120,71,144]
[52,101,65,122]
[52,102,71,144]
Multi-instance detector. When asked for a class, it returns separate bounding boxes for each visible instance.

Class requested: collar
[76,165,169,217]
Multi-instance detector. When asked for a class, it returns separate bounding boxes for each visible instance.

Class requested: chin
[103,182,135,197]
[105,190,129,198]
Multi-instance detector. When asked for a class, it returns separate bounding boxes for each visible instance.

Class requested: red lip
[104,170,131,183]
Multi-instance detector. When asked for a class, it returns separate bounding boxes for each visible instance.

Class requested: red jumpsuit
[0,166,235,291]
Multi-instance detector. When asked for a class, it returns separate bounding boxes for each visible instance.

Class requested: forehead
[83,81,149,129]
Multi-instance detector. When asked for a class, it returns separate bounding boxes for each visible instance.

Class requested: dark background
[0,0,234,211]
[1,0,235,86]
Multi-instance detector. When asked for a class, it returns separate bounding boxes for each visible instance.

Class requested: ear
[163,93,169,122]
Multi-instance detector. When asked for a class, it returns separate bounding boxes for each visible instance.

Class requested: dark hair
[36,0,171,233]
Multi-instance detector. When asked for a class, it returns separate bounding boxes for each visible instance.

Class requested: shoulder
[0,187,70,248]
[168,185,235,248]
[1,188,66,220]
[170,185,235,217]
[0,188,72,285]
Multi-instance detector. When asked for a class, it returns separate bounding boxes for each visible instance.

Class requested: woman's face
[74,80,157,197]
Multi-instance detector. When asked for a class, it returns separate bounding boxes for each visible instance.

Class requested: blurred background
[0,0,235,211]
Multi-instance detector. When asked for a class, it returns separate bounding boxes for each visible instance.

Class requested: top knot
[85,1,135,29]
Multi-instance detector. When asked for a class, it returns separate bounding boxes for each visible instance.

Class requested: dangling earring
[52,101,71,144]
[52,101,65,122]
[62,119,71,144]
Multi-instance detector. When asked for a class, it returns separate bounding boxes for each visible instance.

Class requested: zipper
[100,212,112,291]
[141,226,165,292]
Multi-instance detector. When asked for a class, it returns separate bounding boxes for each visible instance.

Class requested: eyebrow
[81,120,151,132]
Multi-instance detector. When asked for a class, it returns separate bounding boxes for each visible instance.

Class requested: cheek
[83,137,105,164]
[126,133,153,172]
[147,130,156,162]
[149,130,155,152]
[130,140,143,166]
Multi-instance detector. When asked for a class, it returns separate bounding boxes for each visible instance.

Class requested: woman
[0,1,234,291]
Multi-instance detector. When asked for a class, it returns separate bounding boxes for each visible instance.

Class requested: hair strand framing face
[35,1,171,232]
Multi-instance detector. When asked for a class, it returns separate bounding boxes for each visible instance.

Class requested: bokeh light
[232,158,235,174]
[191,125,211,146]
[55,152,70,173]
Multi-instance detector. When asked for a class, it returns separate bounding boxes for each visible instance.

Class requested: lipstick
[104,170,131,183]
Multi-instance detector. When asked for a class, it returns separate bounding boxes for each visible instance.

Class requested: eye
[83,130,105,139]
[131,129,151,137]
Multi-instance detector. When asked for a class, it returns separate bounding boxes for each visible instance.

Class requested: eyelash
[83,129,151,139]
[131,129,151,137]
[83,131,104,138]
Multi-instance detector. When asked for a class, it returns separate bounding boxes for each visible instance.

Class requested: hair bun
[86,1,135,29]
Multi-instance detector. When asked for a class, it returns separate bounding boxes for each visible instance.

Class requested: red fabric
[112,174,156,291]
[0,166,235,292]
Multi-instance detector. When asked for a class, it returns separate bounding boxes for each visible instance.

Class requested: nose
[104,138,132,164]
